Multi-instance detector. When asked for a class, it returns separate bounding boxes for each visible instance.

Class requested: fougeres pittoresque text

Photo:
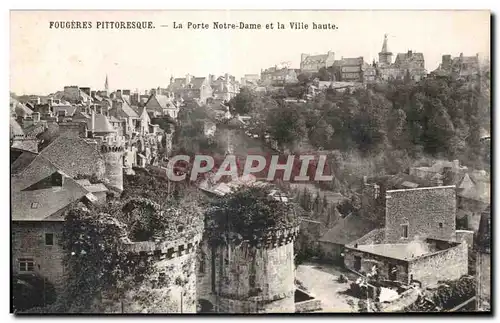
[10,10,491,315]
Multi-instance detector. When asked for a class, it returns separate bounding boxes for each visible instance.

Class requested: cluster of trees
[205,186,300,245]
[230,73,490,174]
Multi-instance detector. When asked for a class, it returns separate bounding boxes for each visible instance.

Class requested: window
[19,258,35,272]
[45,233,54,246]
[31,202,39,209]
[401,224,409,239]
[439,222,444,229]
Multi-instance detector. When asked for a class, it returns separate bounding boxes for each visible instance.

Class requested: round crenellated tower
[201,186,300,313]
[100,144,124,192]
[104,234,203,313]
[211,227,300,313]
[98,197,205,313]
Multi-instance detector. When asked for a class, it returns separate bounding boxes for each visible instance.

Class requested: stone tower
[102,233,203,313]
[101,144,124,192]
[97,199,204,314]
[197,226,300,313]
[378,34,393,66]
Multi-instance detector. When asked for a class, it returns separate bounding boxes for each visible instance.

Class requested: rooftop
[352,240,434,261]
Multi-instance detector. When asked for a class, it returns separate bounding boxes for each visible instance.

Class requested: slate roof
[53,105,77,117]
[341,57,364,66]
[318,214,376,245]
[87,114,116,133]
[10,118,24,138]
[353,241,433,261]
[191,77,207,89]
[10,97,33,117]
[11,154,62,192]
[394,52,425,67]
[303,54,328,64]
[11,174,89,221]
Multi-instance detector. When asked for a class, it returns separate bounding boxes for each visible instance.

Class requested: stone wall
[102,233,202,313]
[455,230,474,249]
[209,227,298,313]
[101,145,124,192]
[318,242,343,262]
[12,220,66,290]
[478,252,491,309]
[408,242,467,287]
[385,186,456,243]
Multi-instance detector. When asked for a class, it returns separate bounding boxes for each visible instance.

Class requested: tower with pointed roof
[378,34,393,66]
[104,74,109,96]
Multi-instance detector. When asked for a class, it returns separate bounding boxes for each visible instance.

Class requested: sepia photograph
[9,9,491,314]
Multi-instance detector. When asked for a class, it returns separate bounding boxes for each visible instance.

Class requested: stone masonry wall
[211,228,298,313]
[385,186,456,243]
[102,234,202,313]
[12,221,66,290]
[408,242,468,287]
[102,146,124,192]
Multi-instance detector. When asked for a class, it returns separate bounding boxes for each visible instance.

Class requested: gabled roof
[10,117,24,137]
[394,52,425,66]
[318,214,376,245]
[341,57,364,66]
[113,98,139,118]
[53,105,77,117]
[303,54,328,64]
[11,97,33,117]
[88,114,116,133]
[11,154,61,192]
[191,77,207,89]
[11,175,89,221]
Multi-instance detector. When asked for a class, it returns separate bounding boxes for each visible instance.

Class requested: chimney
[185,74,192,84]
[225,73,229,84]
[453,159,460,169]
[32,112,40,123]
[37,97,41,105]
[116,90,122,99]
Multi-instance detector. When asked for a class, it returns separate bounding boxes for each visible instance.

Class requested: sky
[10,10,491,95]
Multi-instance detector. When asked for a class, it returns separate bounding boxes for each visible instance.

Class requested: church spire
[104,74,109,94]
[381,33,389,53]
[378,34,393,66]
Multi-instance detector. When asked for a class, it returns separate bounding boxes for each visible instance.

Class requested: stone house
[300,51,335,73]
[433,53,480,79]
[376,34,427,81]
[260,67,299,86]
[168,74,213,104]
[344,185,469,287]
[144,93,180,119]
[318,213,375,263]
[210,74,240,102]
[339,57,364,82]
[11,154,100,290]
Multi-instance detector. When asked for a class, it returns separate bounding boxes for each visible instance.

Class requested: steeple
[104,74,109,95]
[381,34,389,53]
[378,34,393,66]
